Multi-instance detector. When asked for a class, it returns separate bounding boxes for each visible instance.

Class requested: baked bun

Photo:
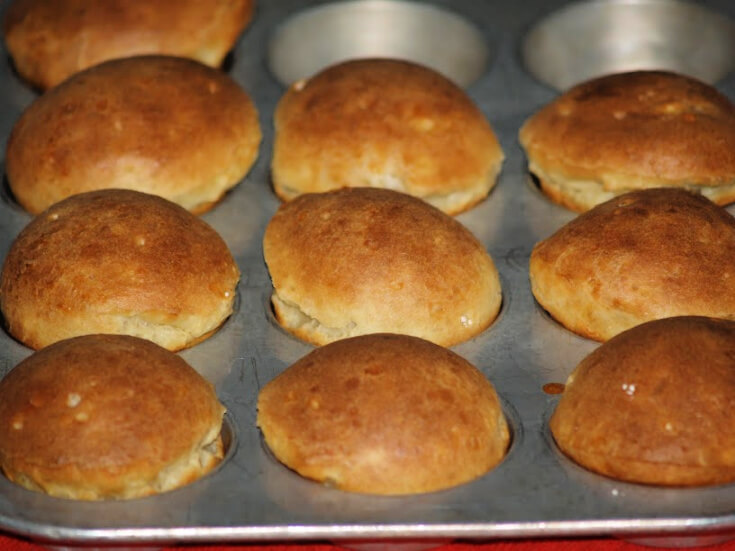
[529,188,735,341]
[519,71,735,212]
[551,316,735,486]
[257,333,509,495]
[3,0,255,90]
[6,55,261,215]
[0,189,240,351]
[263,187,502,346]
[271,58,504,215]
[0,334,225,500]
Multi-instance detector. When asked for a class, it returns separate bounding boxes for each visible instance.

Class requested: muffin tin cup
[0,0,735,548]
[267,0,491,88]
[521,0,735,90]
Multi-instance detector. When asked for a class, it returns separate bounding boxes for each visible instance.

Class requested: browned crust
[271,58,503,214]
[6,55,261,215]
[550,316,735,486]
[0,334,225,499]
[3,0,256,89]
[520,71,735,209]
[263,187,502,346]
[529,188,735,341]
[257,333,509,495]
[0,189,240,351]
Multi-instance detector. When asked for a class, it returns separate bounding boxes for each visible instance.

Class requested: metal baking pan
[1,0,735,547]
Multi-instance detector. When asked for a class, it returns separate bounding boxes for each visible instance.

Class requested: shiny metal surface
[0,0,734,547]
[522,0,735,91]
[267,0,490,88]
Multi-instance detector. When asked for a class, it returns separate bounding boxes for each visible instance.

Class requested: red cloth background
[3,534,735,550]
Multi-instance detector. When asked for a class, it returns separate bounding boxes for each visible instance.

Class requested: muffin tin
[1,0,735,547]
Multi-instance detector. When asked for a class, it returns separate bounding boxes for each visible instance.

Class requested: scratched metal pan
[0,0,735,548]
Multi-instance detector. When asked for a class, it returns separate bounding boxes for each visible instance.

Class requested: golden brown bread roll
[271,58,504,215]
[6,55,261,215]
[263,187,502,346]
[0,334,226,500]
[529,188,735,341]
[3,0,255,90]
[0,189,240,351]
[519,71,735,212]
[257,333,510,495]
[550,316,735,486]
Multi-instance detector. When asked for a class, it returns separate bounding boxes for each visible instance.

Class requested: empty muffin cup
[522,0,735,90]
[267,0,489,88]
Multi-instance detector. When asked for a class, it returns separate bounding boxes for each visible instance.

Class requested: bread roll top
[257,333,510,495]
[272,58,503,214]
[263,187,502,346]
[520,71,735,211]
[0,189,240,351]
[6,55,261,214]
[530,188,735,341]
[3,0,255,89]
[551,316,735,486]
[0,334,225,499]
